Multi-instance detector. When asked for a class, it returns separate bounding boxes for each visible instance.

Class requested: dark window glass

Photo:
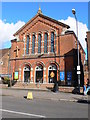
[38,34,41,53]
[44,33,48,53]
[32,35,35,54]
[51,32,54,52]
[26,35,29,54]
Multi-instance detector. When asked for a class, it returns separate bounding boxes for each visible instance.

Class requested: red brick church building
[1,8,85,87]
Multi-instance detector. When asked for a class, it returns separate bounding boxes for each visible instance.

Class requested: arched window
[26,35,29,54]
[44,33,48,53]
[38,34,41,53]
[51,32,54,52]
[32,35,35,54]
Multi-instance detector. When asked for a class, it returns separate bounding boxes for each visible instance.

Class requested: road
[2,95,88,118]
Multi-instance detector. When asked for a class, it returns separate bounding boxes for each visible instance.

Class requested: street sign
[77,71,81,74]
[77,66,80,70]
[60,72,65,81]
[67,72,72,85]
[67,72,72,81]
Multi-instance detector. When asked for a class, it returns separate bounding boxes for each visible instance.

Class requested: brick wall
[87,31,90,85]
[0,49,10,75]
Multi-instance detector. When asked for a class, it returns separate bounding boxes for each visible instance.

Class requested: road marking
[0,109,46,118]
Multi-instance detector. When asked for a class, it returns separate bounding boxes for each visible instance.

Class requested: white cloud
[0,19,25,49]
[59,16,88,50]
[0,17,88,51]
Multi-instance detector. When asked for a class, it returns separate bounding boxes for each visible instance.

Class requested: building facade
[0,48,10,76]
[3,8,85,87]
[86,31,90,85]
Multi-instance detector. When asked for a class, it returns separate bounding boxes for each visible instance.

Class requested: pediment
[25,20,57,34]
[14,14,70,36]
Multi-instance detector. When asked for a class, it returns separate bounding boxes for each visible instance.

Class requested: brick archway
[32,61,45,68]
[35,65,43,83]
[19,62,32,82]
[45,61,60,83]
[32,61,45,83]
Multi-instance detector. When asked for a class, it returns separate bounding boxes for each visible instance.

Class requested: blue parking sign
[60,72,65,81]
[67,72,72,81]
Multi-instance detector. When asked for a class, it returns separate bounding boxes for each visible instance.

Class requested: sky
[0,2,89,59]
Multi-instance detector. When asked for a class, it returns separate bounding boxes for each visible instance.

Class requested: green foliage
[3,77,10,84]
[4,77,10,81]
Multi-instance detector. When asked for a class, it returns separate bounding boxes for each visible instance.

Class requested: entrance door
[24,65,30,82]
[48,65,57,83]
[24,71,30,82]
[35,65,43,83]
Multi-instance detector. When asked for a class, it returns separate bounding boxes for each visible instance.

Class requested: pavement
[1,87,89,103]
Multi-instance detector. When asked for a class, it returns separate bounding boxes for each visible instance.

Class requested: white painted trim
[23,67,24,82]
[42,33,43,53]
[44,67,46,70]
[19,68,21,71]
[31,68,33,71]
[23,35,25,55]
[44,75,46,77]
[29,35,31,54]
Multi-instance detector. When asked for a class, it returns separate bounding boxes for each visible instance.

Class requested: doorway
[24,65,30,82]
[35,65,43,83]
[48,64,57,83]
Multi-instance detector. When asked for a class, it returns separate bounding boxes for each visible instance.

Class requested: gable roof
[14,13,70,36]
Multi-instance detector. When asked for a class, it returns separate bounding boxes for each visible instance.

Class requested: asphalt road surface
[2,95,88,118]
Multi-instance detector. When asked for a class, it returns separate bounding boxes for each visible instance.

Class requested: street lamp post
[72,9,80,93]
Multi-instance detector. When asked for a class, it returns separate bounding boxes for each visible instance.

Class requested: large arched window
[32,35,35,54]
[51,32,54,52]
[26,35,29,54]
[38,34,41,53]
[44,33,48,53]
